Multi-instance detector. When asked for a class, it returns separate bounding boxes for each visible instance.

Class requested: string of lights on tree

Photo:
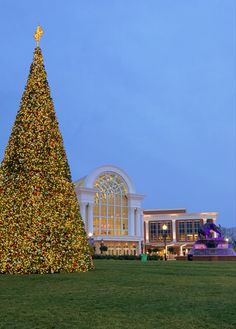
[0,26,93,274]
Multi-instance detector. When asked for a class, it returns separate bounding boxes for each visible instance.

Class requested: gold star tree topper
[34,25,43,46]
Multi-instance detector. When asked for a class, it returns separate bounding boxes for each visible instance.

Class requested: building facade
[75,165,218,257]
[143,209,218,257]
[75,165,144,255]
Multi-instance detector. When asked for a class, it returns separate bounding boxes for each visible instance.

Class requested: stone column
[138,240,142,255]
[79,202,87,227]
[128,207,135,236]
[140,211,144,237]
[87,203,94,235]
[172,219,176,242]
[145,221,149,243]
[136,208,141,237]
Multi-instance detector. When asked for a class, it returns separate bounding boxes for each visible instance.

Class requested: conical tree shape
[0,47,93,274]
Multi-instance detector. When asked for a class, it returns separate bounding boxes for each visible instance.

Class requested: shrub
[92,254,162,261]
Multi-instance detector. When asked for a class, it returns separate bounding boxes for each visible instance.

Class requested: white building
[143,209,218,257]
[75,164,218,256]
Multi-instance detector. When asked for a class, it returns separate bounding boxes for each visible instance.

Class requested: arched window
[93,173,128,236]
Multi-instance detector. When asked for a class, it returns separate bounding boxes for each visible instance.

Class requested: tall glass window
[194,221,200,240]
[177,220,202,241]
[93,173,128,236]
[150,223,157,241]
[149,222,172,242]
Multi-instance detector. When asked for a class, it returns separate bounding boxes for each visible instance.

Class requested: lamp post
[100,238,104,255]
[162,224,168,261]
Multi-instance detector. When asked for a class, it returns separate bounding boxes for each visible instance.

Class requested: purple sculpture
[188,219,236,260]
[198,218,222,239]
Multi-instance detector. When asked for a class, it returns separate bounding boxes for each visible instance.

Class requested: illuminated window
[177,220,201,241]
[93,173,128,236]
[149,222,172,242]
[178,222,185,241]
[194,221,200,239]
[150,223,157,241]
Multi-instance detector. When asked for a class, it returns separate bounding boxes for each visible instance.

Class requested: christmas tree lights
[0,26,93,274]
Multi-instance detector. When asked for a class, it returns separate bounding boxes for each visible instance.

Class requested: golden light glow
[34,25,43,46]
[162,224,168,230]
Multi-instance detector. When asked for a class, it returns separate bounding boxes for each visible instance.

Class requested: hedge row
[92,254,163,261]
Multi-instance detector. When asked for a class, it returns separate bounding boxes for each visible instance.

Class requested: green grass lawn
[0,260,236,329]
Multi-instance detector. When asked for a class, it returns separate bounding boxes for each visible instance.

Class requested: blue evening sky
[0,1,235,227]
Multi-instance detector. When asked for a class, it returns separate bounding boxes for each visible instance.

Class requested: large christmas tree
[0,26,93,274]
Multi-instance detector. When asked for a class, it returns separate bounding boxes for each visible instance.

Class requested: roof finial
[34,25,43,46]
